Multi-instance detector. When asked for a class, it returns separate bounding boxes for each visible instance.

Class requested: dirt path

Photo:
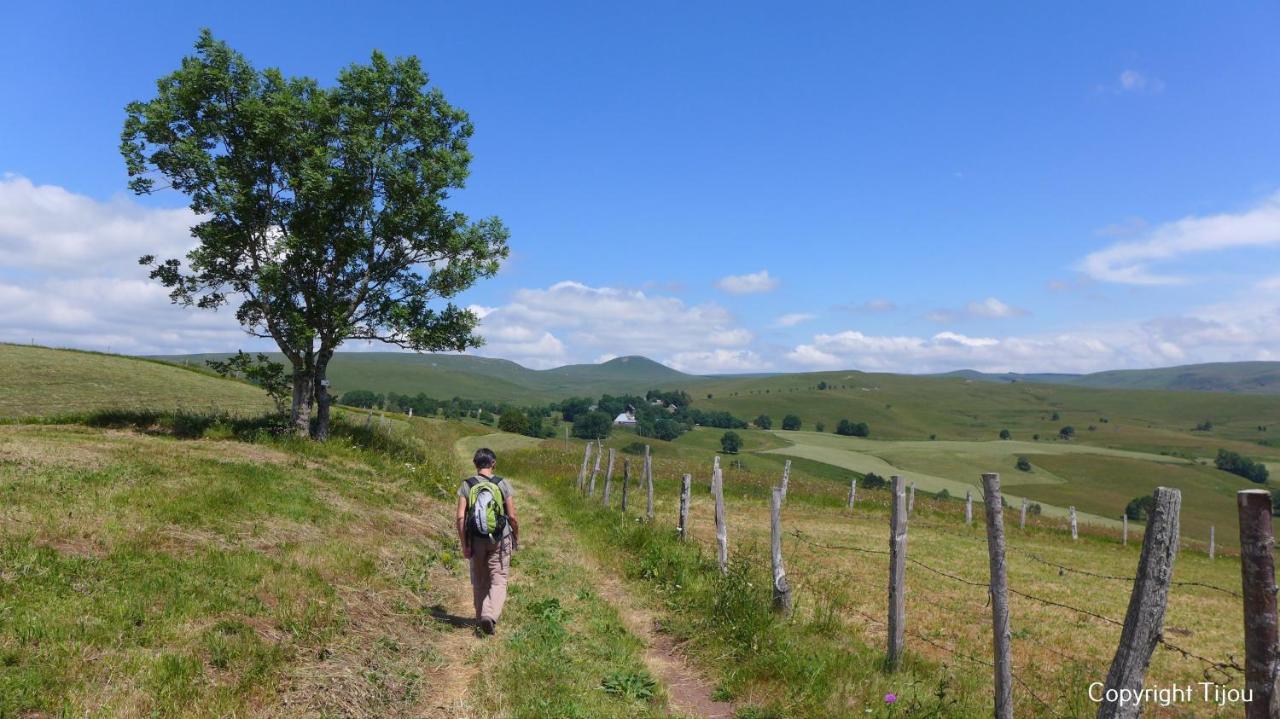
[522,484,735,719]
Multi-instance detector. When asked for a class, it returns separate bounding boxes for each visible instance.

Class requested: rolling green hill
[0,344,273,418]
[946,361,1280,395]
[151,352,692,404]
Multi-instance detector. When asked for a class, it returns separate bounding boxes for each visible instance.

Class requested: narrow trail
[434,432,732,718]
[521,483,735,719]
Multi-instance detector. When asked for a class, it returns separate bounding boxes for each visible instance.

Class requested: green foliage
[572,411,612,440]
[835,419,870,437]
[558,397,595,422]
[1215,448,1270,483]
[621,442,648,456]
[498,409,530,435]
[781,414,801,431]
[1272,490,1280,517]
[1194,420,1214,431]
[861,472,887,490]
[123,32,508,438]
[815,421,826,433]
[999,428,1011,440]
[1125,495,1156,520]
[1015,456,1032,472]
[205,351,290,414]
[936,488,951,500]
[339,389,382,408]
[1058,425,1075,439]
[1051,411,1061,421]
[600,670,656,701]
[720,431,743,454]
[754,414,772,430]
[1027,502,1043,515]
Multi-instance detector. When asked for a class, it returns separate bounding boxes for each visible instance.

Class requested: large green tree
[122,32,509,439]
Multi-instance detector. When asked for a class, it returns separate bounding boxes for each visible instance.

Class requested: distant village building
[613,404,638,426]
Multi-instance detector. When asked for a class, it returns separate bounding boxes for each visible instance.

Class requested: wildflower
[884,693,897,704]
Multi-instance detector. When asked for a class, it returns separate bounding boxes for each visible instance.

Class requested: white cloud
[1117,69,1164,94]
[473,281,754,368]
[773,312,816,327]
[715,270,778,294]
[665,349,769,374]
[1080,192,1280,285]
[926,297,1027,323]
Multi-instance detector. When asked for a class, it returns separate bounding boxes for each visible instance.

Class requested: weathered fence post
[1020,497,1027,530]
[779,460,792,504]
[1070,506,1078,541]
[587,443,602,497]
[713,457,728,574]
[645,445,655,521]
[887,475,907,671]
[577,442,593,493]
[908,482,916,514]
[677,473,692,541]
[1209,525,1215,560]
[847,477,857,509]
[601,449,616,506]
[1238,489,1278,719]
[1122,513,1128,547]
[981,473,1013,719]
[620,459,630,514]
[771,486,793,613]
[965,489,973,525]
[1096,486,1181,719]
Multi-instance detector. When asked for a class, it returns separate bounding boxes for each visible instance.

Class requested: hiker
[457,447,519,635]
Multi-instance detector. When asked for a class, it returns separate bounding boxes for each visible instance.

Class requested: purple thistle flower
[885,693,897,704]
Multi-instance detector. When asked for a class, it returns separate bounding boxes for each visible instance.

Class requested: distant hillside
[944,361,1280,395]
[0,344,272,418]
[150,352,695,404]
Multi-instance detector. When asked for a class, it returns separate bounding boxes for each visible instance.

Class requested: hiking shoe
[479,617,495,635]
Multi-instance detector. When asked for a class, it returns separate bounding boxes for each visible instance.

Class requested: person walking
[456,447,519,635]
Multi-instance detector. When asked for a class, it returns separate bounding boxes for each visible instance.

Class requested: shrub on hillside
[720,431,743,454]
[815,421,826,433]
[1015,456,1032,472]
[861,472,887,490]
[754,414,772,430]
[1194,420,1214,432]
[339,389,383,409]
[498,409,529,435]
[781,414,802,431]
[835,419,870,437]
[999,429,1011,440]
[1058,426,1075,440]
[622,441,647,455]
[572,411,612,440]
[1125,495,1155,520]
[1215,448,1269,483]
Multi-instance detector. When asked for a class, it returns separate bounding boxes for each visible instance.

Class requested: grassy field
[505,441,1256,718]
[0,344,273,418]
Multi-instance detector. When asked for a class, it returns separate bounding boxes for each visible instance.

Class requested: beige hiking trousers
[468,535,512,622]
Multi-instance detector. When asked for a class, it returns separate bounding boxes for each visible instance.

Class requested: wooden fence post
[780,460,792,504]
[1122,513,1128,547]
[601,449,615,506]
[1096,487,1181,719]
[577,442,593,493]
[847,477,857,509]
[965,489,973,525]
[587,443,602,497]
[621,459,630,514]
[1238,489,1278,719]
[713,457,728,574]
[908,482,916,514]
[1070,506,1078,541]
[1020,497,1027,530]
[771,486,792,613]
[677,473,692,541]
[981,473,1013,719]
[592,447,613,498]
[645,445,655,521]
[1209,525,1215,560]
[887,475,907,671]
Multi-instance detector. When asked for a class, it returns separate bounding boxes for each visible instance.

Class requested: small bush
[999,429,1011,440]
[721,431,743,454]
[781,414,801,431]
[1015,456,1032,472]
[601,670,656,701]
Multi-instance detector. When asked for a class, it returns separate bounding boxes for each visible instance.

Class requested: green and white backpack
[465,475,509,542]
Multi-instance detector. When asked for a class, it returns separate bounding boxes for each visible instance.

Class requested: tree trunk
[312,348,334,440]
[290,357,315,437]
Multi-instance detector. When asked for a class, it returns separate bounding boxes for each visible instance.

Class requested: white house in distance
[613,404,637,426]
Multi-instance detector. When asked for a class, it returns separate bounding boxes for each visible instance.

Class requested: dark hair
[473,447,497,469]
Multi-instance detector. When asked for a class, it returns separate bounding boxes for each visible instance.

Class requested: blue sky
[2,2,1279,373]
